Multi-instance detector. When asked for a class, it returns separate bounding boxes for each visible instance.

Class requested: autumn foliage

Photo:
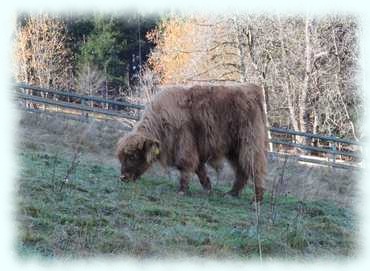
[146,17,201,84]
[147,14,361,140]
[13,14,72,89]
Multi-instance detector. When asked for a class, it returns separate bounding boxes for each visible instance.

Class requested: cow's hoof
[223,193,233,200]
[203,189,212,196]
[177,191,186,196]
[250,195,263,205]
[250,200,262,213]
[225,190,240,198]
[224,193,238,200]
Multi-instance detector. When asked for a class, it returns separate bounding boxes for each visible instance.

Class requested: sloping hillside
[17,150,356,259]
[18,111,359,207]
[16,112,358,259]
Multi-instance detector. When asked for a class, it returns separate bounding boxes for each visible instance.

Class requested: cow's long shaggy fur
[117,84,267,201]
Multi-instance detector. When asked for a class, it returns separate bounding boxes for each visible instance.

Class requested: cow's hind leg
[250,151,266,203]
[227,147,266,202]
[227,165,248,197]
[227,164,265,202]
[196,164,212,193]
[250,175,264,203]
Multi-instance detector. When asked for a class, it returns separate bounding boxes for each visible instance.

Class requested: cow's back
[147,84,266,165]
[187,84,265,163]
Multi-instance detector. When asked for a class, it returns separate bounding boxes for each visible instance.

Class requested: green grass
[16,150,356,259]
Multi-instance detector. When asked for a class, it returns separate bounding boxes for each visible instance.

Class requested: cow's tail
[251,84,269,150]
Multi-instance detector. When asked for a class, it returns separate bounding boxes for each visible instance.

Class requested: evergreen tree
[77,14,127,95]
[73,12,160,94]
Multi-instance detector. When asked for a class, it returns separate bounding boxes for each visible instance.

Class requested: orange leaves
[13,13,72,89]
[146,15,246,84]
[147,17,198,84]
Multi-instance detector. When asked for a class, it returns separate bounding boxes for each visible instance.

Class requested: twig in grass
[51,151,59,184]
[286,200,307,252]
[270,176,278,223]
[252,175,263,262]
[270,155,289,224]
[59,149,81,192]
[299,166,314,202]
[51,150,62,192]
[254,198,262,261]
[58,120,96,192]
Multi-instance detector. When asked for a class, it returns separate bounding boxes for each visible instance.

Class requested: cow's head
[116,133,160,182]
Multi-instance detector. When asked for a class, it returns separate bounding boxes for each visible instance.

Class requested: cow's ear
[144,138,160,163]
[116,137,125,160]
[135,134,146,150]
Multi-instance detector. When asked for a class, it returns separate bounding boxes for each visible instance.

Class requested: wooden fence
[14,83,362,169]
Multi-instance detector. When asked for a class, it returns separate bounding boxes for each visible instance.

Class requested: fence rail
[270,139,360,159]
[14,83,362,168]
[270,127,361,160]
[15,83,145,110]
[270,127,360,146]
[16,92,140,121]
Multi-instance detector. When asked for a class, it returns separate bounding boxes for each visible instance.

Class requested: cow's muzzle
[119,174,137,183]
[120,174,130,183]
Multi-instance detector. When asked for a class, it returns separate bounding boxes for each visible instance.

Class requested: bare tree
[148,13,361,142]
[13,13,73,110]
[76,63,106,107]
[136,65,160,103]
[13,13,72,89]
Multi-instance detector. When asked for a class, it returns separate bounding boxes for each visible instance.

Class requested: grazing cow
[116,84,267,202]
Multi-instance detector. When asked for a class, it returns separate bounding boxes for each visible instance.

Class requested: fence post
[81,98,89,121]
[331,139,336,164]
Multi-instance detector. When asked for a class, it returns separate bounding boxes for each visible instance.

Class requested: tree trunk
[332,28,359,141]
[297,17,312,147]
[233,17,247,83]
[261,83,273,152]
[277,16,299,132]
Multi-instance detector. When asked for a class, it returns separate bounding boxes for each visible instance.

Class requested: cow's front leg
[174,127,199,195]
[178,171,192,195]
[196,164,212,193]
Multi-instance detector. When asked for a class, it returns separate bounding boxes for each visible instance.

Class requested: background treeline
[14,12,159,98]
[13,12,362,141]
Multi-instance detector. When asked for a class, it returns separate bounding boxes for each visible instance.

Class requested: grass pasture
[17,149,357,260]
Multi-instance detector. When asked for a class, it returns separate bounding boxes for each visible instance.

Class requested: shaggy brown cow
[116,84,267,202]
